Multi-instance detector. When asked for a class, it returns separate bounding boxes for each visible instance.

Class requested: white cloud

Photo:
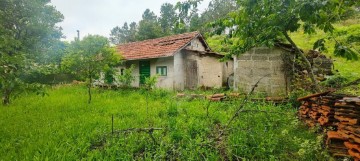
[50,0,211,42]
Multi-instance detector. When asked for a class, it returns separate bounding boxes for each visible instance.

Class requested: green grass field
[0,85,330,160]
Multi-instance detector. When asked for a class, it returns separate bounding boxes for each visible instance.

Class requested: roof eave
[123,54,173,61]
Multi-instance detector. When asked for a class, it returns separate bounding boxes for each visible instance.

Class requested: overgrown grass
[0,85,330,160]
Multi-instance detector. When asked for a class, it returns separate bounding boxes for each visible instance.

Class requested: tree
[137,9,163,40]
[201,0,238,23]
[0,0,63,105]
[62,35,120,104]
[109,26,122,45]
[174,0,202,33]
[159,3,178,35]
[128,22,137,42]
[175,0,201,25]
[189,13,202,31]
[109,22,138,44]
[118,64,135,87]
[214,0,360,92]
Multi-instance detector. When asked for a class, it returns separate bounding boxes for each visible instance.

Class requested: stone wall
[234,47,290,97]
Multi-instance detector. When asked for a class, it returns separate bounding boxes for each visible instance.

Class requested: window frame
[156,66,167,76]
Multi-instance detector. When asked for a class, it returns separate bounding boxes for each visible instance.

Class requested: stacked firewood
[207,93,226,101]
[297,91,336,127]
[298,92,360,159]
[335,97,360,160]
[176,93,242,102]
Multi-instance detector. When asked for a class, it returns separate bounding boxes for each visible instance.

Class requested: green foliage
[109,22,137,44]
[118,64,135,87]
[200,0,238,33]
[167,103,179,117]
[62,35,119,80]
[213,0,359,59]
[290,21,360,82]
[334,42,358,60]
[313,39,327,52]
[159,3,178,34]
[175,0,202,24]
[0,0,63,104]
[0,85,330,160]
[104,69,115,84]
[136,9,163,41]
[62,35,120,103]
[288,89,309,108]
[144,75,159,90]
[109,0,208,41]
[321,74,349,88]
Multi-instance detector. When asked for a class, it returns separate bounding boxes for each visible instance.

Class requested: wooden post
[112,114,114,135]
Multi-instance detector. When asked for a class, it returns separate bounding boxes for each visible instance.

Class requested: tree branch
[112,127,163,134]
[282,31,321,93]
[225,74,270,128]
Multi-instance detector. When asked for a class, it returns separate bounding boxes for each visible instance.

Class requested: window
[120,68,124,75]
[156,66,167,76]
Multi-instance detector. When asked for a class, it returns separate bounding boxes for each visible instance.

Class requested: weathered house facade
[115,32,233,90]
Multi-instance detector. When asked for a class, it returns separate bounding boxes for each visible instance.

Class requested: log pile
[176,93,242,102]
[298,92,360,159]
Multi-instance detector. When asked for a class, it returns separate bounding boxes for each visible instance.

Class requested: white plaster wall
[150,57,174,89]
[185,38,206,51]
[173,51,185,90]
[112,66,124,86]
[222,60,234,83]
[197,55,223,88]
[183,51,224,88]
[123,58,175,89]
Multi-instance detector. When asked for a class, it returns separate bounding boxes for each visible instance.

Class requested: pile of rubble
[298,92,360,159]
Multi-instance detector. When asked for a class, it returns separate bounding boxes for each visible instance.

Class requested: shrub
[144,75,158,90]
[118,65,135,87]
[321,74,348,88]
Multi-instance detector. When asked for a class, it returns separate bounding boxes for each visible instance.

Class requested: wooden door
[185,60,198,89]
[139,61,150,85]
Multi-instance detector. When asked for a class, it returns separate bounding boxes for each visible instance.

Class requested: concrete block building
[233,46,293,97]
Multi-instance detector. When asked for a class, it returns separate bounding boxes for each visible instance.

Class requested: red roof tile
[116,31,204,60]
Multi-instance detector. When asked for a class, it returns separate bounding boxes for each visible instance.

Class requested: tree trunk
[2,89,11,105]
[282,31,321,93]
[88,75,92,104]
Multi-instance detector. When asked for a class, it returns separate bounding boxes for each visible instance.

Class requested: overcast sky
[50,0,211,42]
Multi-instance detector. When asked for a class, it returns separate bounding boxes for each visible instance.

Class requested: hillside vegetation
[290,18,360,95]
[290,18,360,81]
[0,85,329,160]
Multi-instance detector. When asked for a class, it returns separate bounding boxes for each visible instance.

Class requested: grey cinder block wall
[233,47,292,97]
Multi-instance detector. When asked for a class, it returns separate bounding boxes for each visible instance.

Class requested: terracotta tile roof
[116,31,203,60]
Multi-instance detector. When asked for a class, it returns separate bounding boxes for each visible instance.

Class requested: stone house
[115,31,233,90]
